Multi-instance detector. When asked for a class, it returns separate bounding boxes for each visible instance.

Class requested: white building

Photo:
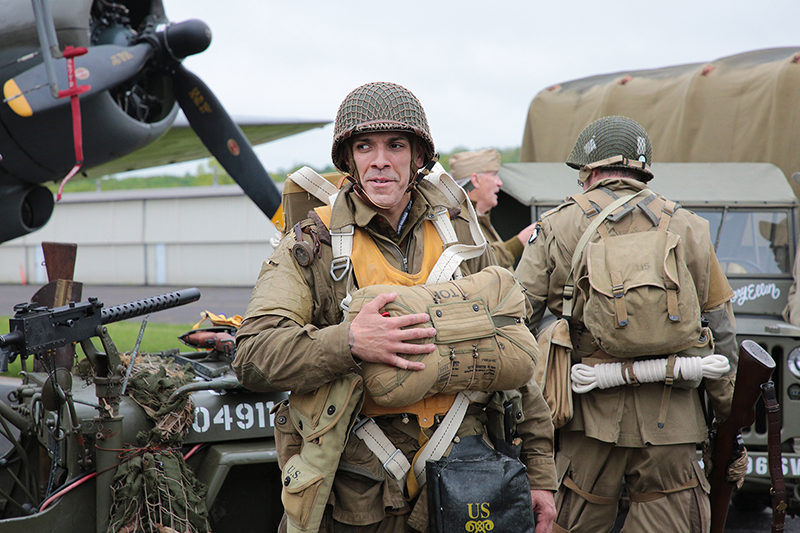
[0,186,279,287]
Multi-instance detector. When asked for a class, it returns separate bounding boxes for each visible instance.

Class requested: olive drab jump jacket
[515,178,737,447]
[234,180,558,530]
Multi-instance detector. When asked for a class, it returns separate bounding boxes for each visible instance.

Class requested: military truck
[0,287,288,532]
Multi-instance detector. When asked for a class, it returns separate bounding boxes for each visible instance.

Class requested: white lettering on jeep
[192,401,276,434]
[733,283,781,307]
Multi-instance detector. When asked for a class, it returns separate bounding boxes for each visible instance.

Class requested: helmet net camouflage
[332,82,435,173]
[566,116,653,182]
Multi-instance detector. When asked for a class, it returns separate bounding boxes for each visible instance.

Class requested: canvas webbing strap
[409,391,490,495]
[422,164,488,283]
[352,417,412,489]
[321,164,488,310]
[659,200,680,322]
[565,469,699,504]
[287,166,340,206]
[562,475,620,505]
[562,190,648,319]
[352,391,490,494]
[657,354,677,429]
[628,475,699,502]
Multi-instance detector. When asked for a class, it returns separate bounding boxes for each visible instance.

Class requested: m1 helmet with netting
[566,116,654,182]
[331,82,435,173]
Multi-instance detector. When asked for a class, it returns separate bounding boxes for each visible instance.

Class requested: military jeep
[495,160,800,512]
[0,289,288,533]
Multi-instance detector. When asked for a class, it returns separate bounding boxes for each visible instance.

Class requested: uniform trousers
[554,431,710,533]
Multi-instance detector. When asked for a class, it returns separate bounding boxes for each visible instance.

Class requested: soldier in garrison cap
[450,148,537,270]
[234,82,557,533]
[515,116,739,532]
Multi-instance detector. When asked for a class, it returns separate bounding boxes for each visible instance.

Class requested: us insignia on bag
[466,503,493,532]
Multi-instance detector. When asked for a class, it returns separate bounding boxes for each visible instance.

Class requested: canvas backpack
[563,188,702,359]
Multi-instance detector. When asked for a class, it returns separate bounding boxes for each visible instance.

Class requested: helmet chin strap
[346,153,440,211]
[346,174,394,211]
[405,154,440,193]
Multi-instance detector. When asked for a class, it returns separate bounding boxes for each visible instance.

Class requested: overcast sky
[150,0,799,175]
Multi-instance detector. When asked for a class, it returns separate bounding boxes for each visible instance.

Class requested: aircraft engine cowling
[0,185,54,243]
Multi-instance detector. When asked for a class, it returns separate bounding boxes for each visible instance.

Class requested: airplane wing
[83,114,330,178]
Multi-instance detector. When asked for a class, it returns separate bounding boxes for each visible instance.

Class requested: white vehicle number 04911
[192,401,276,433]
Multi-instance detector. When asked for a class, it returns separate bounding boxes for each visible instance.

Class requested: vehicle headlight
[788,346,800,379]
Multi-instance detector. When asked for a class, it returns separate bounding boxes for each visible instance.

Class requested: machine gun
[0,288,201,372]
[709,339,776,533]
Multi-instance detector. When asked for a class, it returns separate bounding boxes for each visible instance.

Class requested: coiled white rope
[571,354,730,394]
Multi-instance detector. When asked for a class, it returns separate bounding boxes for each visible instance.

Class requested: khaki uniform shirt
[234,181,557,528]
[516,178,736,447]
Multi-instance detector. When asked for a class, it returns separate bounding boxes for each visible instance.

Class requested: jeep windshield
[694,207,793,276]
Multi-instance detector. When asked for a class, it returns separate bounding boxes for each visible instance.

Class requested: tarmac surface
[0,283,255,325]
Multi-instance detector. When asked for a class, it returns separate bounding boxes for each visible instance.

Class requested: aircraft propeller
[3,14,284,225]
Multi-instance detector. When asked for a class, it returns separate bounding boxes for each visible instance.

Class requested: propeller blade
[3,43,154,117]
[172,63,282,221]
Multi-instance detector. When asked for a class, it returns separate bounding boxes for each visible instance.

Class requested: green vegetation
[48,147,520,194]
[0,317,195,378]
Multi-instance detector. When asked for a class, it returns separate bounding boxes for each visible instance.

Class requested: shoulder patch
[528,221,541,244]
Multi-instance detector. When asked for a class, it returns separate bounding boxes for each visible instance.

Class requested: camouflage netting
[107,355,211,533]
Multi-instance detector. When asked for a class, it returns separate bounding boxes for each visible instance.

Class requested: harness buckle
[352,415,371,433]
[383,449,404,473]
[330,256,351,282]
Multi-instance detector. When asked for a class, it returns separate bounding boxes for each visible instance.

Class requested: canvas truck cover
[520,47,800,197]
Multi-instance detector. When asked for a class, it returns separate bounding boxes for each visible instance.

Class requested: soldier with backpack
[515,116,739,532]
[233,82,557,533]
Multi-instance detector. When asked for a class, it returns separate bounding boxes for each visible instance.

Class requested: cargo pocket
[690,460,711,533]
[554,451,573,519]
[281,454,325,530]
[273,401,302,469]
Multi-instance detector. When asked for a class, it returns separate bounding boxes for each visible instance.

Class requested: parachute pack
[346,265,538,407]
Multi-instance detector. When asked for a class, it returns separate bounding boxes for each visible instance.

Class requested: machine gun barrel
[709,339,776,533]
[0,288,201,370]
[101,288,201,324]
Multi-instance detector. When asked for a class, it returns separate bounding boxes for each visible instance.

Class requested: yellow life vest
[313,205,445,287]
[313,205,457,423]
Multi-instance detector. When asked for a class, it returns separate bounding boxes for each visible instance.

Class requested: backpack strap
[288,166,340,206]
[562,190,648,320]
[658,199,681,322]
[571,194,611,240]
